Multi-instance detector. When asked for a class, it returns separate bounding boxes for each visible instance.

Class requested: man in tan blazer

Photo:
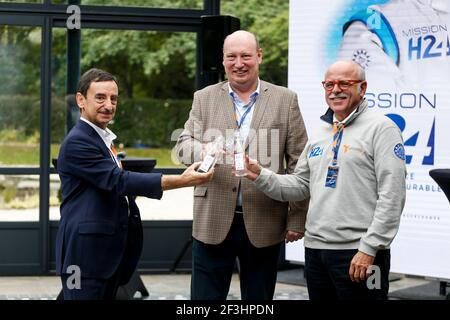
[175,30,308,300]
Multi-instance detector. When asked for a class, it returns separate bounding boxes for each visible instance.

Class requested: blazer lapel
[77,120,112,158]
[220,82,238,130]
[245,81,270,150]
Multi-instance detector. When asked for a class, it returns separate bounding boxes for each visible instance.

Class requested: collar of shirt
[80,117,117,150]
[228,79,261,105]
[228,79,260,141]
[333,104,359,125]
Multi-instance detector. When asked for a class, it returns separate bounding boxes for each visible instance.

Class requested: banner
[287,0,450,280]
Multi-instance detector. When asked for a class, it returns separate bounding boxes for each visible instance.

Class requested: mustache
[98,108,114,114]
[329,93,348,99]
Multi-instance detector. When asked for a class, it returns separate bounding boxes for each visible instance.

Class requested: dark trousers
[304,247,390,300]
[191,212,281,300]
[61,264,123,300]
[60,213,141,300]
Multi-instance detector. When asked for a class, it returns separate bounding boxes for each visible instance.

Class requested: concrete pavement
[0,270,438,300]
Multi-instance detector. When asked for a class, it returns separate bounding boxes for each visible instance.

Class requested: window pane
[51,28,68,165]
[79,29,195,168]
[0,174,40,221]
[0,25,41,168]
[51,0,202,9]
[51,28,196,220]
[49,173,61,221]
[50,28,71,222]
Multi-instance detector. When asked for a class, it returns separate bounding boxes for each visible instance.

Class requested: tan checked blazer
[176,80,309,248]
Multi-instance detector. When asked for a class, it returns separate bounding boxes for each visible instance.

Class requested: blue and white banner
[288,0,450,280]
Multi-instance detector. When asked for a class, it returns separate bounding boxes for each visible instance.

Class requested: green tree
[0,26,41,95]
[222,0,289,86]
[72,0,289,98]
[79,29,196,99]
[0,0,290,146]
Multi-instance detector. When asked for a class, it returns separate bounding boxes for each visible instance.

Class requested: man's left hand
[285,230,304,243]
[349,251,375,282]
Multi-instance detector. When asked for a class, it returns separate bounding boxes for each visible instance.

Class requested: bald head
[222,30,262,94]
[223,30,260,52]
[325,60,365,81]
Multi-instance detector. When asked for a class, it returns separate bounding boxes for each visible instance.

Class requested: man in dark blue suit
[56,68,213,300]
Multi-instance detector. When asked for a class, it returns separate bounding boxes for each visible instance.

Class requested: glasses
[322,80,363,91]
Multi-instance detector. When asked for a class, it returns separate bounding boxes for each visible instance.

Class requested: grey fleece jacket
[254,99,406,256]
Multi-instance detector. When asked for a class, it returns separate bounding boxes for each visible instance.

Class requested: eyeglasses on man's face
[322,80,363,91]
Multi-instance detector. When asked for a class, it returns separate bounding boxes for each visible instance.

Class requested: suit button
[232,187,237,192]
[121,224,127,230]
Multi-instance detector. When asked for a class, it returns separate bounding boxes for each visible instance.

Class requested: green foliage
[0,143,179,167]
[110,97,192,147]
[0,93,191,148]
[0,0,290,167]
[2,186,17,204]
[0,144,40,165]
[50,0,290,99]
[0,95,41,137]
[0,0,41,4]
[0,128,27,143]
[1,0,289,99]
[124,147,184,168]
[222,0,289,86]
[77,29,197,99]
[72,0,202,9]
[0,25,41,95]
[5,194,39,209]
[0,94,66,142]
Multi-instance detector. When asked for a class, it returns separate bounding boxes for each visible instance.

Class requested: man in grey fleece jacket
[244,61,406,300]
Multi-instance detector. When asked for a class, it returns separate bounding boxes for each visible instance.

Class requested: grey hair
[355,63,366,81]
[354,62,365,93]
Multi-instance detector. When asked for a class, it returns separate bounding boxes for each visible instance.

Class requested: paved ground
[0,270,440,300]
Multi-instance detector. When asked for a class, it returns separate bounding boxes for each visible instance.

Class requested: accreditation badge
[325,165,339,188]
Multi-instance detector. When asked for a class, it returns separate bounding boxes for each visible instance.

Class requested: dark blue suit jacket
[56,120,163,282]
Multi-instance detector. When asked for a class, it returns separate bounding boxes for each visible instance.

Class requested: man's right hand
[244,155,262,181]
[181,162,214,187]
[161,162,214,190]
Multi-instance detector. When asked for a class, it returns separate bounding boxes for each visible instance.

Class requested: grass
[0,143,43,165]
[0,143,184,168]
[4,194,60,209]
[122,146,184,168]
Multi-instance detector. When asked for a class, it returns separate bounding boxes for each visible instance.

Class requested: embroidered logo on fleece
[308,146,323,158]
[394,143,405,160]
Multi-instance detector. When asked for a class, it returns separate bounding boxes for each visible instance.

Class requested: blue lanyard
[331,123,344,165]
[235,99,256,129]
